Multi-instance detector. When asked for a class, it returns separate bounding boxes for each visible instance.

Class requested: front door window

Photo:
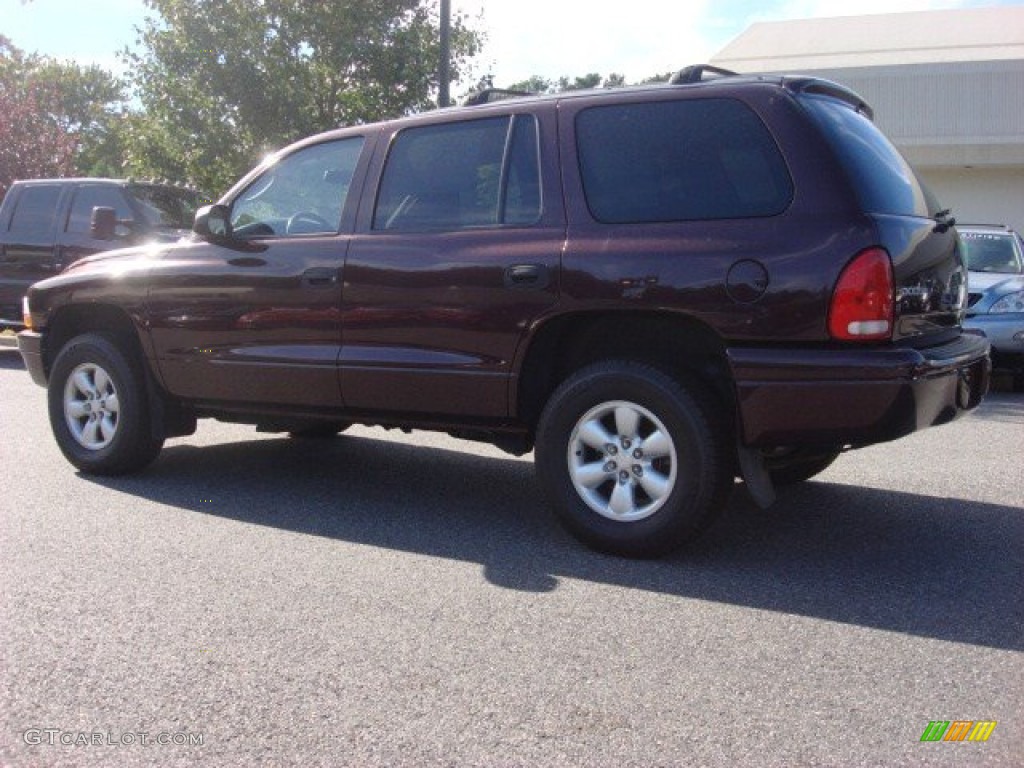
[231,138,364,238]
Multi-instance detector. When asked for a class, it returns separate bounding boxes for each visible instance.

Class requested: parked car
[959,224,1024,390]
[17,66,990,557]
[0,178,206,330]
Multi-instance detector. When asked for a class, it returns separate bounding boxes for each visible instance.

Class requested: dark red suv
[18,67,990,556]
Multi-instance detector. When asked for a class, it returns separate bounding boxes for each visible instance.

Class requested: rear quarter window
[575,98,793,224]
[798,94,938,218]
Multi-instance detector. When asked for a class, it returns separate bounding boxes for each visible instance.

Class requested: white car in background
[960,224,1024,391]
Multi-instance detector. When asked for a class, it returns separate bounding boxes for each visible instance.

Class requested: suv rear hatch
[795,84,967,344]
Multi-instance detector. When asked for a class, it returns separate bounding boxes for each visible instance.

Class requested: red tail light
[828,247,894,341]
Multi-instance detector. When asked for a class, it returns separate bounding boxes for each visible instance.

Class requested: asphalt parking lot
[1,347,1021,767]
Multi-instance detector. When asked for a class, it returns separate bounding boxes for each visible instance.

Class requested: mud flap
[736,442,777,509]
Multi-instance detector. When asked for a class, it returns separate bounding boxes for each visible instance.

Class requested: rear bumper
[17,331,47,386]
[728,335,991,448]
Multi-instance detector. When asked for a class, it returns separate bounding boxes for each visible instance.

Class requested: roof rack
[463,88,535,107]
[668,64,738,85]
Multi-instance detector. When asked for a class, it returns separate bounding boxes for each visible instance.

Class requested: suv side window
[576,99,793,223]
[8,185,62,237]
[67,186,134,236]
[374,115,541,232]
[231,137,364,238]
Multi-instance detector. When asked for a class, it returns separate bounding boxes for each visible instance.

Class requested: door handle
[302,267,338,287]
[504,263,549,290]
[228,256,266,267]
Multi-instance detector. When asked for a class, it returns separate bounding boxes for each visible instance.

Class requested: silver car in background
[960,224,1024,391]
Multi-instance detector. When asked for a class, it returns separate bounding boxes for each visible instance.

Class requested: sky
[1,0,1020,86]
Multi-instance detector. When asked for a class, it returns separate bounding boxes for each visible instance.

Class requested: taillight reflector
[828,248,894,341]
[22,296,33,331]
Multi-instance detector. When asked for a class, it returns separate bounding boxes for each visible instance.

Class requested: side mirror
[193,204,233,241]
[90,207,117,240]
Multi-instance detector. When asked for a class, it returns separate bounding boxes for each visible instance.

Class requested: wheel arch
[43,303,196,442]
[44,304,149,377]
[515,310,736,434]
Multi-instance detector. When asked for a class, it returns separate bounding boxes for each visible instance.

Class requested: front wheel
[47,333,163,475]
[535,361,732,558]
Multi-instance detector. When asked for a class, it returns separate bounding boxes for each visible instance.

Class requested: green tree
[557,73,602,91]
[123,0,483,196]
[0,36,77,198]
[0,35,128,196]
[504,72,632,97]
[31,60,128,177]
[504,75,556,95]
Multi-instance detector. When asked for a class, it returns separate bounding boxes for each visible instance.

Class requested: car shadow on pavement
[967,391,1024,424]
[82,430,1024,653]
[0,348,26,369]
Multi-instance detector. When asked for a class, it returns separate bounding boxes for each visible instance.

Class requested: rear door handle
[504,263,549,290]
[302,267,338,288]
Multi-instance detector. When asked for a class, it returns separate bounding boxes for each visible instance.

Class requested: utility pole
[439,0,451,108]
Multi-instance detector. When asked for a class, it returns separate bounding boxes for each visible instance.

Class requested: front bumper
[728,334,991,448]
[17,331,47,386]
[963,314,1024,373]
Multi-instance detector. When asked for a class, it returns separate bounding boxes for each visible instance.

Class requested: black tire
[766,449,840,486]
[47,333,163,475]
[288,421,352,439]
[535,361,732,558]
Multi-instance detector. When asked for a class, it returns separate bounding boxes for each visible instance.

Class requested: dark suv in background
[0,178,204,330]
[17,67,989,557]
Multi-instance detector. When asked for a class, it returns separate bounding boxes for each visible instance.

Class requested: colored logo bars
[920,721,997,742]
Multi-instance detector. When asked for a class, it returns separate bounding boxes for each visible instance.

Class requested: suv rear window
[799,94,939,218]
[575,98,793,224]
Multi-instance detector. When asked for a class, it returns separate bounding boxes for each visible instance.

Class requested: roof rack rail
[668,64,738,85]
[463,88,535,107]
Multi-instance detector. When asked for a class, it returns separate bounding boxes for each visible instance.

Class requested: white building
[711,6,1024,233]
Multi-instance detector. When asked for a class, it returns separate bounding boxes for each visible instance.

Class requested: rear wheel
[535,361,732,558]
[47,333,163,475]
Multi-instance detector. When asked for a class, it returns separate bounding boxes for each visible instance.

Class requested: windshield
[960,231,1024,274]
[128,184,204,230]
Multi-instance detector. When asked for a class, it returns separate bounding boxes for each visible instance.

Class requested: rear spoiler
[784,77,874,120]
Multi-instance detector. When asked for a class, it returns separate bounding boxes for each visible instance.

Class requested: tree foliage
[123,0,483,196]
[503,72,637,96]
[0,35,128,198]
[31,59,129,177]
[0,38,71,198]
